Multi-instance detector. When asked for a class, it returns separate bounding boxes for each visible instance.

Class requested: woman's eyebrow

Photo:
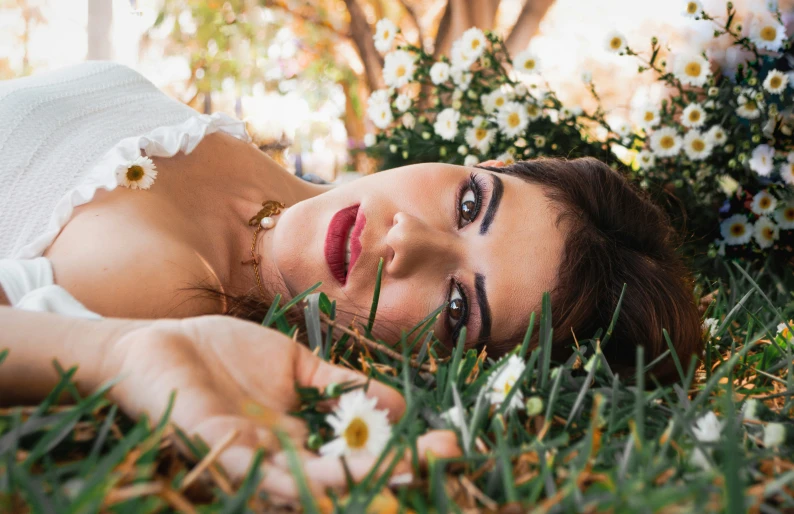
[479,173,504,234]
[475,273,492,345]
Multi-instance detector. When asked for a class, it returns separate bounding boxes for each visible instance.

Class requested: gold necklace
[242,200,285,298]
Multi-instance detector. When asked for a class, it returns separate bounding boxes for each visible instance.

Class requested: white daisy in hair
[780,160,794,186]
[750,190,777,216]
[118,155,157,190]
[763,69,788,94]
[681,103,707,128]
[320,389,392,458]
[774,201,794,229]
[513,48,541,75]
[460,27,487,61]
[496,101,529,138]
[736,89,764,119]
[673,52,710,87]
[394,94,411,112]
[635,104,660,130]
[605,30,627,53]
[650,126,682,158]
[637,150,655,170]
[720,214,753,245]
[706,125,727,146]
[496,151,516,165]
[383,50,416,88]
[525,102,543,122]
[429,61,450,85]
[486,354,526,411]
[682,0,703,17]
[750,15,786,51]
[749,144,775,177]
[753,216,779,249]
[373,19,397,54]
[683,130,712,160]
[433,108,461,141]
[465,125,495,154]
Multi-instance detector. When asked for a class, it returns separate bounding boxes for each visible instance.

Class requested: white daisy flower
[513,48,541,75]
[465,125,495,154]
[363,133,376,147]
[683,131,712,160]
[693,411,722,443]
[749,144,775,177]
[763,423,786,448]
[429,61,451,85]
[750,16,786,51]
[486,355,526,411]
[650,127,682,157]
[681,103,707,128]
[743,399,761,421]
[780,161,794,186]
[515,83,528,97]
[496,151,516,165]
[482,89,510,114]
[673,53,710,87]
[460,27,487,60]
[610,117,632,137]
[463,154,480,167]
[605,31,627,53]
[367,94,393,129]
[706,125,727,146]
[753,216,779,249]
[401,112,416,129]
[775,201,794,229]
[450,40,476,71]
[496,101,529,138]
[441,406,467,431]
[559,106,575,121]
[525,102,543,122]
[736,89,764,119]
[451,68,473,91]
[763,69,788,94]
[751,190,777,215]
[682,0,703,17]
[703,317,719,337]
[433,108,461,141]
[383,50,416,89]
[721,214,753,245]
[394,94,412,112]
[373,19,397,54]
[637,150,655,169]
[636,104,660,130]
[319,389,392,458]
[118,156,157,190]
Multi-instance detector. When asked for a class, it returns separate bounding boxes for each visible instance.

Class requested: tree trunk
[505,0,556,56]
[343,0,385,92]
[432,0,499,58]
[87,0,113,60]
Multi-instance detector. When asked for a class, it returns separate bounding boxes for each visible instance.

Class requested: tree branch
[343,0,385,91]
[504,0,555,56]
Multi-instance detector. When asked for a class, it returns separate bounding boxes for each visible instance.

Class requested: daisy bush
[364,2,794,264]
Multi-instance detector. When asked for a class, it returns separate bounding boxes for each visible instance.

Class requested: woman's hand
[104,316,460,499]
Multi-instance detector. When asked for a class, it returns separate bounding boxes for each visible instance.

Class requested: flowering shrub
[365,2,794,263]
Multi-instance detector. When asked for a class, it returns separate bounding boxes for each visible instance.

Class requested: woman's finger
[294,345,406,422]
[478,159,505,167]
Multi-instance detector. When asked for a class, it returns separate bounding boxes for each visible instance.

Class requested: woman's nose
[385,211,460,278]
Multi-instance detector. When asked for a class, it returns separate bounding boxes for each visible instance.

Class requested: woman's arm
[0,306,146,404]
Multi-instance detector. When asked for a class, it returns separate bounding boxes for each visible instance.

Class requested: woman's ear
[479,160,505,167]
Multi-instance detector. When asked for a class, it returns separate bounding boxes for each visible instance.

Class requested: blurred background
[1,0,792,181]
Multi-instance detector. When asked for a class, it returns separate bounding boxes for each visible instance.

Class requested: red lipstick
[324,205,365,285]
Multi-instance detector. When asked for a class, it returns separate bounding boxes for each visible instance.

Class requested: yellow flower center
[396,65,406,78]
[126,165,144,182]
[527,105,539,117]
[344,417,369,449]
[744,100,757,111]
[688,110,701,122]
[471,39,481,50]
[760,26,777,42]
[691,139,705,152]
[610,37,623,50]
[785,208,794,222]
[763,227,775,239]
[475,128,488,140]
[383,30,390,40]
[760,197,771,209]
[507,112,520,128]
[660,135,675,149]
[524,59,536,70]
[685,62,701,77]
[686,2,698,14]
[644,111,655,122]
[495,97,505,107]
[730,223,745,236]
[769,76,782,89]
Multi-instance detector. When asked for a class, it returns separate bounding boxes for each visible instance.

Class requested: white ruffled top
[0,62,251,318]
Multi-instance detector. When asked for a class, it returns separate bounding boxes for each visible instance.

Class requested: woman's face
[270,163,566,350]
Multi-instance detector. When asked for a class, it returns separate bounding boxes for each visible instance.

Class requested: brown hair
[477,157,702,384]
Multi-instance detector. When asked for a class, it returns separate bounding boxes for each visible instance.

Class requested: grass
[2,260,794,513]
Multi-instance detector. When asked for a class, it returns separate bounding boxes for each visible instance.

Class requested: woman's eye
[447,284,467,326]
[460,189,478,223]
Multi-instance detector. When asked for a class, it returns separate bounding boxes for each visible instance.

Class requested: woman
[0,62,702,497]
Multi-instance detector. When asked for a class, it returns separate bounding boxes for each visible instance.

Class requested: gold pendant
[249,200,285,226]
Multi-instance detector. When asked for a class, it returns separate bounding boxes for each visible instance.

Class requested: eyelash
[446,173,486,343]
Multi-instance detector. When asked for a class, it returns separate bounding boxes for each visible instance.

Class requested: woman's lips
[324,205,366,285]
